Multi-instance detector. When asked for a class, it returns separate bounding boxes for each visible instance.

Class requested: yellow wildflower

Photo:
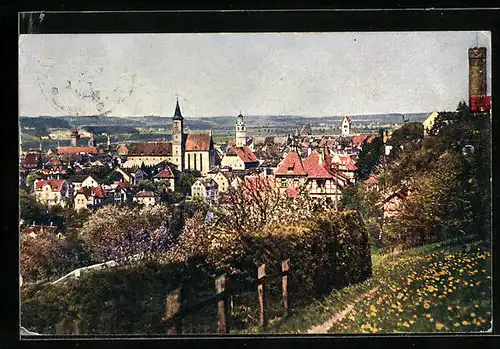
[447,306,453,311]
[424,303,430,309]
[461,320,470,326]
[435,322,444,330]
[471,313,476,317]
[454,322,460,327]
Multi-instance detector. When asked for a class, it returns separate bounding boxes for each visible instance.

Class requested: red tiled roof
[339,155,358,171]
[76,185,106,199]
[127,142,172,156]
[352,135,370,147]
[76,187,92,198]
[92,185,106,198]
[154,168,174,178]
[35,179,66,191]
[57,146,99,154]
[22,153,40,168]
[365,176,378,184]
[308,164,333,179]
[244,175,276,190]
[114,181,133,189]
[274,151,307,176]
[302,150,321,174]
[286,187,299,197]
[185,134,211,152]
[47,158,62,166]
[227,146,258,163]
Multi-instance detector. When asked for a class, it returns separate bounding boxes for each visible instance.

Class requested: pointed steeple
[173,98,183,121]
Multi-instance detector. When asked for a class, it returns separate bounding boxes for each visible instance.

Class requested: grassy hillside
[239,239,491,334]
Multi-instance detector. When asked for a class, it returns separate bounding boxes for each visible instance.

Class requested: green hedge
[21,210,372,334]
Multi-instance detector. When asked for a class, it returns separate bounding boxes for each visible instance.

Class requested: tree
[176,170,200,196]
[355,136,384,180]
[25,172,40,192]
[21,229,72,284]
[19,190,47,227]
[387,122,424,148]
[77,205,174,263]
[135,179,156,193]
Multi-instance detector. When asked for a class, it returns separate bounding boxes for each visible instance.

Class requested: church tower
[70,127,80,146]
[341,116,351,137]
[236,112,246,148]
[172,99,184,170]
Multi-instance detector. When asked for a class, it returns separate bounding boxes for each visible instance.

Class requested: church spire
[173,98,183,120]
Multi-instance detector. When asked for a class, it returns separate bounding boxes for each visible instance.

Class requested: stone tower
[469,47,487,98]
[172,99,184,171]
[70,127,80,147]
[236,112,246,148]
[468,47,487,108]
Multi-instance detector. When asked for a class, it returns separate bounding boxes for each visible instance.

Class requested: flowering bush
[20,230,71,284]
[77,205,175,263]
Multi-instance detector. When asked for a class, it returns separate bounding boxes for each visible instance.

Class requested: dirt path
[306,285,381,334]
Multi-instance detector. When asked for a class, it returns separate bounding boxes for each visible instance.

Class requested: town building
[273,151,308,190]
[102,181,133,205]
[115,166,144,185]
[184,133,215,174]
[67,174,98,193]
[74,185,108,211]
[381,189,408,219]
[220,145,259,170]
[206,170,231,193]
[364,176,379,191]
[34,179,72,208]
[133,190,159,206]
[118,100,217,174]
[191,178,219,202]
[153,166,176,191]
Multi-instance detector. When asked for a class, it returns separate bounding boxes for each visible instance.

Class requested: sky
[18,31,491,117]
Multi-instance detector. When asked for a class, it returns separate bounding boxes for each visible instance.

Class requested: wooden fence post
[257,264,267,328]
[282,259,290,318]
[165,288,182,335]
[215,274,229,334]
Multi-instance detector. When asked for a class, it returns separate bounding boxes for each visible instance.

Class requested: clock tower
[235,112,246,147]
[172,99,184,170]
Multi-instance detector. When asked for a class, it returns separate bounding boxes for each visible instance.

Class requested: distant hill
[20,112,432,135]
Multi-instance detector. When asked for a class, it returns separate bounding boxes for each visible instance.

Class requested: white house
[206,170,230,193]
[133,191,159,207]
[220,146,259,171]
[34,179,72,208]
[191,178,219,202]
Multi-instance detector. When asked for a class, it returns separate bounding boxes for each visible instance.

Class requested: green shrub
[21,211,372,334]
